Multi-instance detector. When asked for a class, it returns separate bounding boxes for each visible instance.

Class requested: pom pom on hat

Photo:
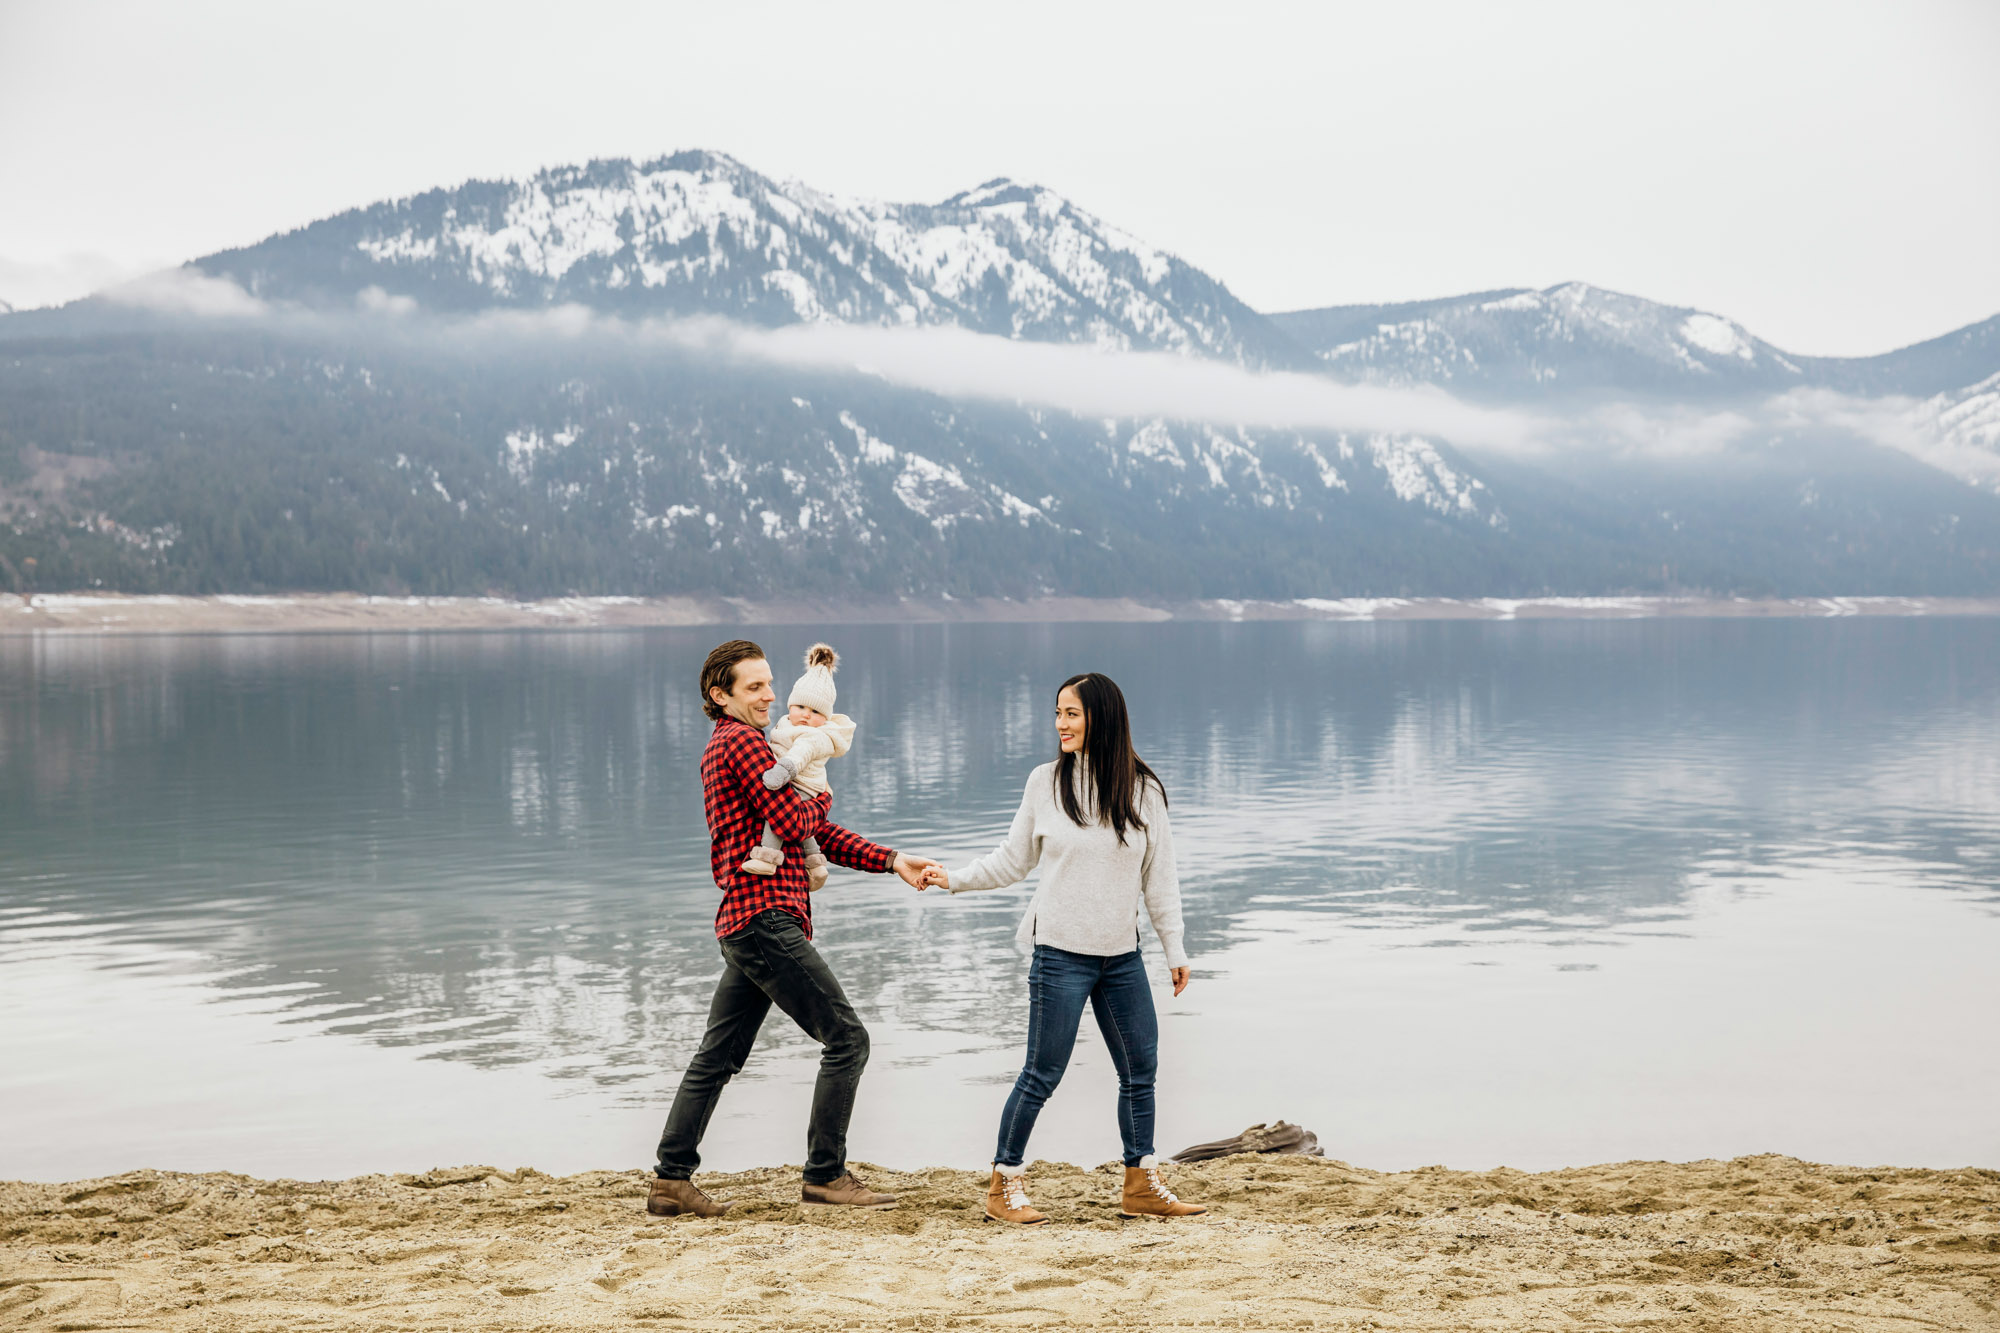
[788,642,839,717]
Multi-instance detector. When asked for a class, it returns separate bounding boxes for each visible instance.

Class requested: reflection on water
[3,619,1997,1177]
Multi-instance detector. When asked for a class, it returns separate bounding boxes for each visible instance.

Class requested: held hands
[891,852,941,890]
[918,865,950,891]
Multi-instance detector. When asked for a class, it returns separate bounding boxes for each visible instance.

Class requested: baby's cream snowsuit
[741,642,850,892]
[740,715,854,891]
[762,713,854,796]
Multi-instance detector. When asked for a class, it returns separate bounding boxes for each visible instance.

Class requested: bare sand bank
[4,590,2000,635]
[4,1155,1995,1330]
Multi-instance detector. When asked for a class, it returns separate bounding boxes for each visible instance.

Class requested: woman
[923,672,1205,1224]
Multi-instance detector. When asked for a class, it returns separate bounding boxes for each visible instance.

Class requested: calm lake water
[3,618,1997,1182]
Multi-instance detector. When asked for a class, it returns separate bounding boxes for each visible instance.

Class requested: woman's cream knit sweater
[946,762,1187,969]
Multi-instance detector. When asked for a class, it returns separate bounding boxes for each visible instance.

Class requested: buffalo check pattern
[702,715,895,939]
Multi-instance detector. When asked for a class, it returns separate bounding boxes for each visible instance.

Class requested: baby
[741,642,854,891]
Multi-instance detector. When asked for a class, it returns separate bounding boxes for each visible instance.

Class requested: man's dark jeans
[995,944,1158,1169]
[655,909,869,1186]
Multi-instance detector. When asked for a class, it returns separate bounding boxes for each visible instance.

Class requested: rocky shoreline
[3,1154,1994,1330]
[5,590,1999,635]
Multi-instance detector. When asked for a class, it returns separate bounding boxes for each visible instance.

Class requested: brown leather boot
[985,1167,1048,1225]
[1120,1157,1206,1219]
[801,1171,898,1209]
[647,1177,731,1218]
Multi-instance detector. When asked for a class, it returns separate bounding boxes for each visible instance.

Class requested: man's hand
[1170,967,1191,997]
[892,852,940,889]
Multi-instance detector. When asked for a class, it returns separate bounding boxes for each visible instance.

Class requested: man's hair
[700,639,767,719]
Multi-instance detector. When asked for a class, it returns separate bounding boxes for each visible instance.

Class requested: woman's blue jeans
[995,944,1159,1168]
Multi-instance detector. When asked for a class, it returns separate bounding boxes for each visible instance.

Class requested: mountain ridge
[168,144,2000,402]
[3,148,1999,600]
[1264,282,2000,382]
[192,148,1304,367]
[8,147,1995,403]
[1270,283,1998,403]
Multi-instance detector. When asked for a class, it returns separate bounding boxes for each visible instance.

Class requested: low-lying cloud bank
[106,267,272,319]
[110,271,1545,449]
[95,268,2000,489]
[657,316,1549,449]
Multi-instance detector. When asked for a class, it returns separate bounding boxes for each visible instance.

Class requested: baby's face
[788,703,828,728]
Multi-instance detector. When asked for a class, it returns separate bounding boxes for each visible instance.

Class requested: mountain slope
[6,323,1999,601]
[194,151,1301,365]
[1808,314,2000,399]
[1273,285,2000,403]
[1264,290,1530,360]
[0,331,1540,599]
[1907,371,2000,493]
[5,150,2000,599]
[1272,283,1808,400]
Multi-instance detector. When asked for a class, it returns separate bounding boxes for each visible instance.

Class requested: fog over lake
[3,618,1996,1181]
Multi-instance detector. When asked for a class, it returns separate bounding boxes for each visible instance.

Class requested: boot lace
[1004,1175,1033,1211]
[1143,1167,1178,1202]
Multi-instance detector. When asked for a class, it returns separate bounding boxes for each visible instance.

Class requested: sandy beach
[4,1154,1994,1330]
[4,590,2000,635]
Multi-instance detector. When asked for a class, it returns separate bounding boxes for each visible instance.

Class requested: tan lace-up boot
[647,1177,731,1218]
[800,1171,898,1209]
[985,1167,1048,1225]
[1120,1156,1206,1219]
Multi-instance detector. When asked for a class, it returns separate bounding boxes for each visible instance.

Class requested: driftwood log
[1170,1120,1323,1163]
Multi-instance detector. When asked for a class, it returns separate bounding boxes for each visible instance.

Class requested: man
[649,639,937,1218]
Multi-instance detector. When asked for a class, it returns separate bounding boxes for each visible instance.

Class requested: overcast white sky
[2,0,1995,355]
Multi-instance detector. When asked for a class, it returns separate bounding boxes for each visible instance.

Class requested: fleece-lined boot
[741,845,783,876]
[1120,1156,1206,1219]
[985,1166,1047,1225]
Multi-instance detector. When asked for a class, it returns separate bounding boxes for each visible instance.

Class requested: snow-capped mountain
[150,150,2000,405]
[196,150,1299,365]
[6,147,2000,599]
[1271,286,2000,404]
[1271,283,1809,399]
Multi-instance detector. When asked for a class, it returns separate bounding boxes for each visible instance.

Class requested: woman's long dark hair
[1053,672,1165,845]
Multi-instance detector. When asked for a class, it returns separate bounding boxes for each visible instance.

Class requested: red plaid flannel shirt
[702,715,896,939]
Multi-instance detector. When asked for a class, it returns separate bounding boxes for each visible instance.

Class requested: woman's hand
[1170,966,1190,996]
[920,865,950,891]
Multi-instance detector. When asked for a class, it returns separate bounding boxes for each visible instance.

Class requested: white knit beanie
[787,643,838,716]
